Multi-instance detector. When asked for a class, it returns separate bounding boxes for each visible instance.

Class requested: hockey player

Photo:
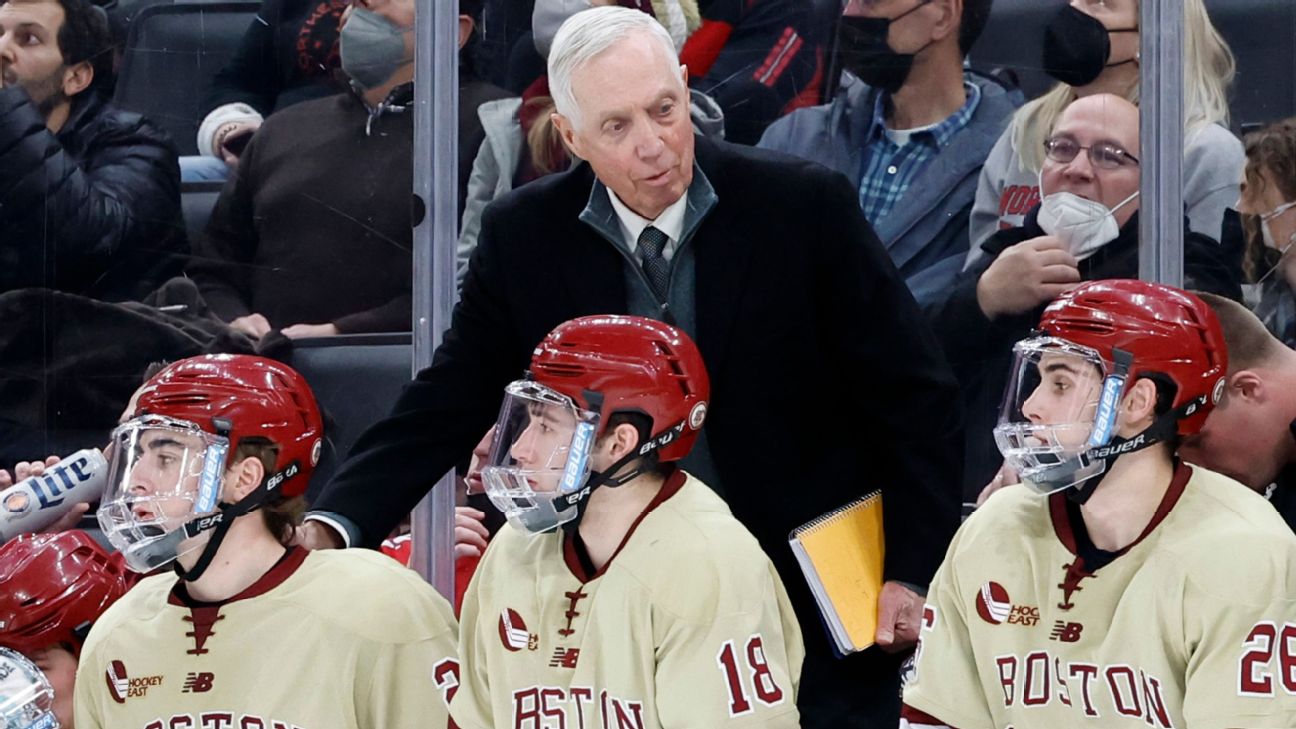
[451,315,804,728]
[0,530,133,729]
[901,279,1296,728]
[74,355,461,729]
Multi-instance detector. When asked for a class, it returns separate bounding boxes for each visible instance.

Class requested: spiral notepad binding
[790,490,882,540]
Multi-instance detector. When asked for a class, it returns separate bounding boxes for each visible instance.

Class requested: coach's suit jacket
[312,136,965,726]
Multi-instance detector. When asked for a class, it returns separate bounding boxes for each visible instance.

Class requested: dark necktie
[637,226,670,301]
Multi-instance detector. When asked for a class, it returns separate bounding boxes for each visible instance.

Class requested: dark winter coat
[0,87,184,301]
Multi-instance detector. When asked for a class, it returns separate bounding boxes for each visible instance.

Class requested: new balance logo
[548,647,580,669]
[1049,621,1084,643]
[182,672,215,693]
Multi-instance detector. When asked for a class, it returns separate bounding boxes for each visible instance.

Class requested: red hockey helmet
[995,280,1227,496]
[1037,279,1227,436]
[532,315,710,462]
[98,355,323,574]
[132,354,324,496]
[0,531,130,655]
[482,316,710,533]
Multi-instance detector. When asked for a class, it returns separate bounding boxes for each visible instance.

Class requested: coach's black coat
[313,136,964,726]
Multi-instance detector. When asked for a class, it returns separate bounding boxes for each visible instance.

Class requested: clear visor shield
[993,338,1125,495]
[96,416,230,573]
[0,648,58,729]
[481,381,600,534]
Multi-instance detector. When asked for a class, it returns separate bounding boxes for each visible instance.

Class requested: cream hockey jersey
[450,472,805,729]
[74,547,461,729]
[903,464,1296,729]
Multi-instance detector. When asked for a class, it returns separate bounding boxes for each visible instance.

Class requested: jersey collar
[167,546,308,608]
[1049,460,1191,564]
[563,468,687,583]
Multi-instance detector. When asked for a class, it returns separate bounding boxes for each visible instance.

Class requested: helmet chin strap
[1066,394,1207,505]
[557,420,687,535]
[173,461,302,581]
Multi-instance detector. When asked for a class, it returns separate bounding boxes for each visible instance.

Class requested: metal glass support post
[1138,0,1185,286]
[410,0,460,598]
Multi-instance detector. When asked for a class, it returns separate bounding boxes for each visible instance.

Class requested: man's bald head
[1041,93,1142,227]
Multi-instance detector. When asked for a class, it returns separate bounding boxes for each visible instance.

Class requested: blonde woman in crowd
[966,0,1241,267]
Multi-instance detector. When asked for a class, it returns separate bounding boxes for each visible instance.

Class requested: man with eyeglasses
[924,93,1244,502]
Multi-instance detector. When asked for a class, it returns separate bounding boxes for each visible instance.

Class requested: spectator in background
[759,0,1017,305]
[189,0,448,339]
[476,0,537,90]
[0,0,184,301]
[458,0,723,286]
[966,0,1241,266]
[188,0,510,205]
[1233,118,1296,348]
[0,531,133,729]
[484,0,822,146]
[927,93,1242,501]
[533,0,701,57]
[1182,293,1296,532]
[300,9,964,728]
[186,0,349,181]
[679,0,823,144]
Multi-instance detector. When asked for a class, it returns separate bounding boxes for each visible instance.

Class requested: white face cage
[481,380,600,535]
[0,648,59,729]
[993,336,1128,495]
[97,415,230,573]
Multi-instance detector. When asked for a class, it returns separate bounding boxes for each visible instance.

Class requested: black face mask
[836,1,933,95]
[1042,4,1138,88]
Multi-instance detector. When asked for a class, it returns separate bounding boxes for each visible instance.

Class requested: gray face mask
[340,8,411,90]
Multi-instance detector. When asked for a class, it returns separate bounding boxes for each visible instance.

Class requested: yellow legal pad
[787,491,885,655]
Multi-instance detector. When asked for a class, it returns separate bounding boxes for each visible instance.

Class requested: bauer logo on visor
[560,422,596,495]
[1087,372,1127,448]
[195,440,228,514]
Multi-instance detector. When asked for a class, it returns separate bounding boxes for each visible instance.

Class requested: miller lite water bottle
[0,450,107,542]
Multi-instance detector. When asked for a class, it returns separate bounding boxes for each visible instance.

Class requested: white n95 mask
[1036,185,1139,261]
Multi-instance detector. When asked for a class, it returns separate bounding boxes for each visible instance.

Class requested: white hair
[547,6,681,127]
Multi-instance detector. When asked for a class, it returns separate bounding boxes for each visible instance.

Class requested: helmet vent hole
[538,363,585,378]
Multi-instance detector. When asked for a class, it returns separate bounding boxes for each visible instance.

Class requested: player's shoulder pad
[611,475,785,623]
[79,571,176,655]
[1155,465,1296,603]
[275,548,458,644]
[953,483,1052,555]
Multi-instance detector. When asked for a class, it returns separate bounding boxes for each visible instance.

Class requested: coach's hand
[875,581,924,652]
[294,520,344,550]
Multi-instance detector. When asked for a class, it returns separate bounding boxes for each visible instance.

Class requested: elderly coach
[301,7,963,727]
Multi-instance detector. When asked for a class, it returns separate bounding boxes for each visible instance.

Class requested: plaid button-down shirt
[857,81,982,223]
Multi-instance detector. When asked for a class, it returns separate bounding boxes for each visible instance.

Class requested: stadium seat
[180,180,224,243]
[284,334,414,504]
[113,1,259,156]
[970,0,1296,133]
